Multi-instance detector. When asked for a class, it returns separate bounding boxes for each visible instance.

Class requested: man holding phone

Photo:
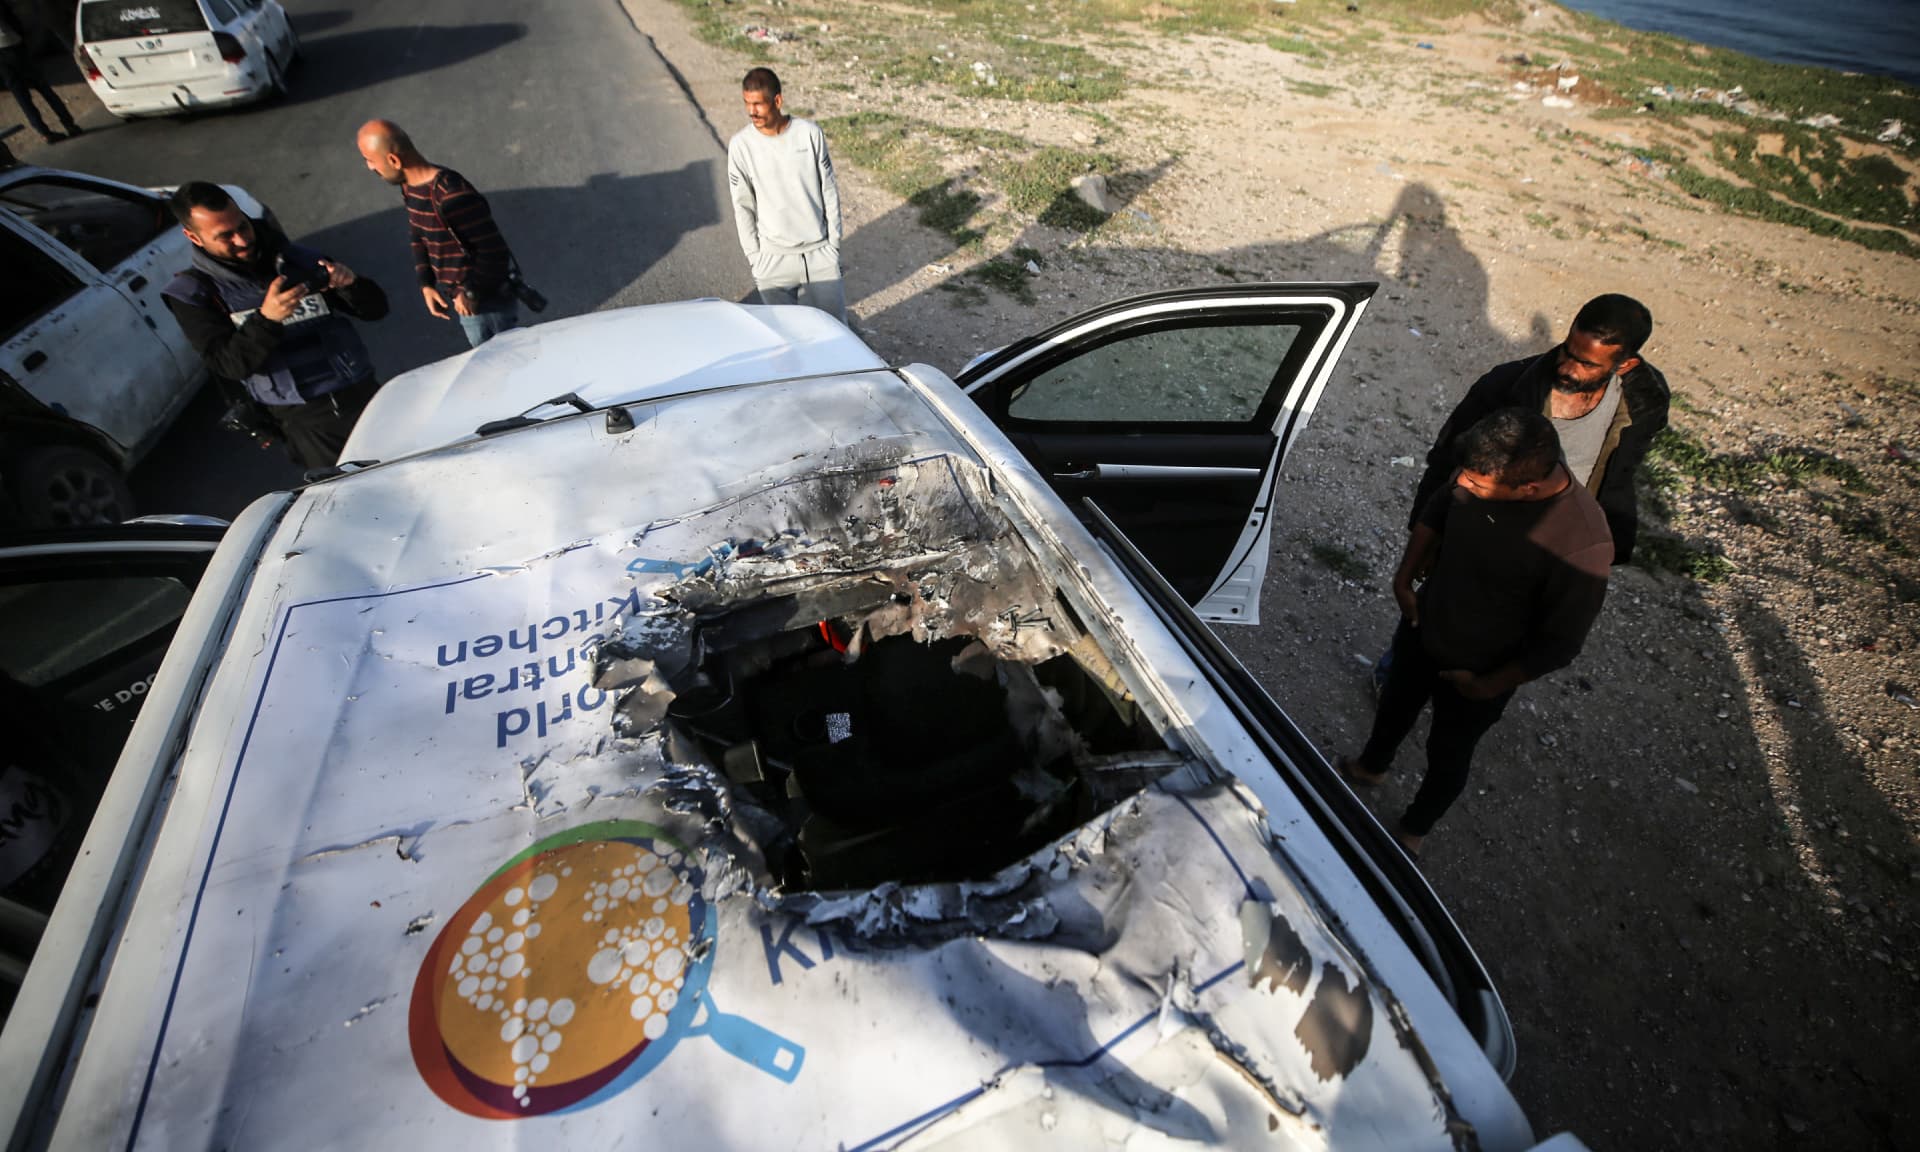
[162,182,389,469]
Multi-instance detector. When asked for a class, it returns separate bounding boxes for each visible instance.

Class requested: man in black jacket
[161,183,389,469]
[1341,409,1613,859]
[1409,293,1668,565]
[1370,295,1668,695]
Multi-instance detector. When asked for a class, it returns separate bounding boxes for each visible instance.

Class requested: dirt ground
[632,1,1919,1147]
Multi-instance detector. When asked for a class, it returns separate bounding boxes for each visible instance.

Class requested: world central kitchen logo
[409,821,805,1117]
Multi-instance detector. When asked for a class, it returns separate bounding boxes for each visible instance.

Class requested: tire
[265,53,289,99]
[11,446,136,528]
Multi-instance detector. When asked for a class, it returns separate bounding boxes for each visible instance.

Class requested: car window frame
[0,217,86,345]
[0,176,176,278]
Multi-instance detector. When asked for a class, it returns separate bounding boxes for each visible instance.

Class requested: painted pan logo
[410,820,805,1118]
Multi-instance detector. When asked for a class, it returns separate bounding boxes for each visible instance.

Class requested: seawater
[1558,0,1920,86]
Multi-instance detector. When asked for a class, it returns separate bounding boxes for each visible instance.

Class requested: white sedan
[74,0,297,118]
[0,292,1592,1151]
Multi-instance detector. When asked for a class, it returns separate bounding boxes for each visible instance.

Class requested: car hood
[340,300,886,463]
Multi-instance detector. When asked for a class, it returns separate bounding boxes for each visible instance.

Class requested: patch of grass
[1645,426,1874,521]
[993,146,1117,231]
[1833,503,1911,556]
[1267,35,1324,58]
[1310,542,1371,582]
[825,112,989,245]
[968,256,1038,304]
[1634,534,1735,583]
[1289,79,1342,99]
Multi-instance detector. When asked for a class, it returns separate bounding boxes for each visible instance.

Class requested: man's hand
[453,289,477,317]
[319,259,356,290]
[422,285,452,319]
[1393,573,1420,628]
[258,276,309,323]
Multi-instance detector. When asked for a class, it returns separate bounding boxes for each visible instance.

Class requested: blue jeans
[458,303,519,348]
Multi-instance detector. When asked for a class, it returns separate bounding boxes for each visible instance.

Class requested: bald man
[356,120,521,348]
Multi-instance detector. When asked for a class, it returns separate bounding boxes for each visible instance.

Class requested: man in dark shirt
[1338,408,1612,858]
[355,119,518,348]
[161,183,389,470]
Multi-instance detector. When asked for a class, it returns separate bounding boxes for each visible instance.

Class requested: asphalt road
[46,0,751,519]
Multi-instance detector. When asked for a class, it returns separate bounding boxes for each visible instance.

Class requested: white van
[73,0,298,119]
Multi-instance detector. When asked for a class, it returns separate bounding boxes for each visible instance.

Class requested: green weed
[1310,542,1371,581]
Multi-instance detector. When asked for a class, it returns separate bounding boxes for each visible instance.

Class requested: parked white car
[74,0,297,118]
[0,293,1591,1151]
[0,165,267,526]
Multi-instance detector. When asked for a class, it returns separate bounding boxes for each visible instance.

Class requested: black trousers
[1358,620,1515,836]
[0,46,76,139]
[272,377,380,470]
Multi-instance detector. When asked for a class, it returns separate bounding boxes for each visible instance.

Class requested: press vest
[163,243,374,407]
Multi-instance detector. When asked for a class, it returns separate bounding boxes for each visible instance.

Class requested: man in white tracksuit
[726,67,846,322]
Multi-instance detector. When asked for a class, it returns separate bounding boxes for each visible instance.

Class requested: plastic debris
[1542,95,1575,109]
[1023,260,1041,275]
[1557,74,1579,91]
[1389,456,1416,468]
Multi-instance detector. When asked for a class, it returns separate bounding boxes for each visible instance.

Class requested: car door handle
[23,350,47,372]
[1052,467,1099,481]
[127,275,148,292]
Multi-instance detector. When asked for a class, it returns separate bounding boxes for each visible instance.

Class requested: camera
[508,270,548,314]
[275,252,332,294]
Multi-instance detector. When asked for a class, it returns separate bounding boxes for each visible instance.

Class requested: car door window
[0,181,172,275]
[0,228,81,343]
[1007,321,1304,424]
[202,0,239,25]
[960,286,1374,621]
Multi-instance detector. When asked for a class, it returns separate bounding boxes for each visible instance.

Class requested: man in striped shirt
[356,119,518,348]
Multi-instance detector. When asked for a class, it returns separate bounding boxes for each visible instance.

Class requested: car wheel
[12,446,136,527]
[266,54,290,98]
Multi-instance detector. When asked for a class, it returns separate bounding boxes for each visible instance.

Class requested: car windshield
[80,0,208,41]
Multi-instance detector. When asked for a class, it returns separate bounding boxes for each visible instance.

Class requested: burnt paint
[1295,960,1373,1082]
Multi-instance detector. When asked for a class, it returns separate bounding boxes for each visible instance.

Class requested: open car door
[956,283,1375,624]
[0,524,221,1021]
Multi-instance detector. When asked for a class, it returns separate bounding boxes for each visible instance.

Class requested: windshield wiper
[476,392,594,437]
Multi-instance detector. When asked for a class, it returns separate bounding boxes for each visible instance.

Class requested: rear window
[79,0,208,41]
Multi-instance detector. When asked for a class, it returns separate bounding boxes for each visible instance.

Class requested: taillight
[213,31,246,63]
[76,47,100,81]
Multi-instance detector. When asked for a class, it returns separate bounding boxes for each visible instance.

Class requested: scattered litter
[926,262,952,275]
[1877,118,1908,143]
[1887,442,1914,464]
[1542,95,1575,109]
[1675,777,1698,794]
[1622,154,1670,180]
[1389,456,1416,467]
[1800,113,1843,130]
[1556,74,1579,91]
[1888,682,1918,709]
[1023,259,1041,275]
[1407,327,1422,337]
[1416,41,1434,50]
[970,61,998,88]
[743,24,791,43]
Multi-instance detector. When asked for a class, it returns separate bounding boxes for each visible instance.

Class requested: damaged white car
[0,287,1589,1150]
